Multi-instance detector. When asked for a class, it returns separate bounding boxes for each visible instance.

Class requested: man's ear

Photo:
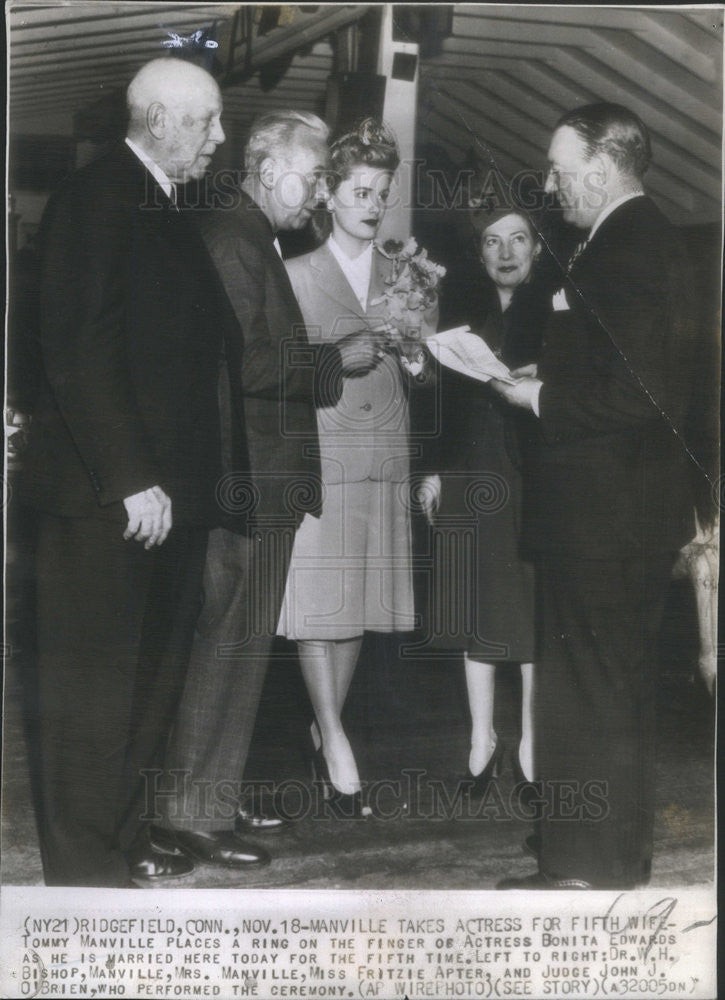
[147,102,167,139]
[258,156,277,190]
[589,152,611,188]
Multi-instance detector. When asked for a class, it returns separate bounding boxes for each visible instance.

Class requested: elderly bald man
[20,57,231,886]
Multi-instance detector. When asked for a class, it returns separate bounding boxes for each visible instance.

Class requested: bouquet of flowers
[372,237,446,375]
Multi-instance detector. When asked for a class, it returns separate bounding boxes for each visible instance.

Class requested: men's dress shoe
[150,825,270,868]
[127,844,194,881]
[236,804,288,835]
[497,871,593,890]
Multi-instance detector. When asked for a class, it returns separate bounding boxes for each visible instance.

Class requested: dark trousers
[537,551,674,888]
[161,525,293,832]
[35,515,207,886]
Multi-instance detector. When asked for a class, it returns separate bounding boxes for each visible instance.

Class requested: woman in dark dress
[420,205,551,791]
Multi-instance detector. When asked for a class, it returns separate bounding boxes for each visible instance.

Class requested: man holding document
[489,104,698,889]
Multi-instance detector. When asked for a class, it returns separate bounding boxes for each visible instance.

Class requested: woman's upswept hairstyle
[327,117,400,190]
[312,117,399,242]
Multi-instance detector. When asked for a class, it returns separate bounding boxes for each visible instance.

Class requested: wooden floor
[1,571,716,890]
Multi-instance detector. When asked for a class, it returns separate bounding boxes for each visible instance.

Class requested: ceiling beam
[682,9,724,39]
[431,43,721,154]
[452,57,719,172]
[10,41,180,75]
[425,87,546,177]
[454,7,719,82]
[426,77,699,217]
[440,36,565,62]
[422,102,697,224]
[8,5,228,44]
[595,27,721,129]
[9,3,230,27]
[440,78,552,154]
[10,60,151,91]
[423,53,719,166]
[220,6,368,89]
[452,13,720,124]
[11,30,219,66]
[427,69,719,202]
[419,106,529,180]
[553,44,721,139]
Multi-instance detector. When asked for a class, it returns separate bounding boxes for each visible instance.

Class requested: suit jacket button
[361,402,372,411]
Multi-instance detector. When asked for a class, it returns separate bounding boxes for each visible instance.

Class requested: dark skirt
[417,404,536,663]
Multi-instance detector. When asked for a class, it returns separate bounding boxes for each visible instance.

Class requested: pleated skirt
[277,478,415,640]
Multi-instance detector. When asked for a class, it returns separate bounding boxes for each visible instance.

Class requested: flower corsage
[371,237,446,377]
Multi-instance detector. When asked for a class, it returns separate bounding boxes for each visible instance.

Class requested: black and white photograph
[2,3,721,998]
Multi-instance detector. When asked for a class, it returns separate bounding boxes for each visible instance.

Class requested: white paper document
[426,325,517,383]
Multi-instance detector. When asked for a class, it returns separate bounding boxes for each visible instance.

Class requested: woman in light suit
[277,120,435,814]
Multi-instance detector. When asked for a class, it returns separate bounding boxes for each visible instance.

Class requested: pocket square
[552,288,570,311]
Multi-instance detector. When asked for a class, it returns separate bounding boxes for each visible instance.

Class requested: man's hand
[336,326,389,375]
[509,364,538,379]
[123,486,172,548]
[489,376,543,413]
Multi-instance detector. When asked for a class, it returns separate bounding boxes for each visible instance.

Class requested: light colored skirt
[277,478,414,640]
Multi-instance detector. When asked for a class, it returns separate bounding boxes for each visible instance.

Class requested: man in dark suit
[151,112,385,866]
[492,104,699,889]
[20,58,229,886]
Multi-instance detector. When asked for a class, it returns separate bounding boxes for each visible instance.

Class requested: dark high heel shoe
[463,739,505,799]
[511,748,542,817]
[307,728,368,820]
[302,726,332,798]
[325,787,367,820]
[312,748,335,802]
[301,723,321,775]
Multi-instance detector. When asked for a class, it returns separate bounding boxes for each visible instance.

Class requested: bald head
[126,58,225,183]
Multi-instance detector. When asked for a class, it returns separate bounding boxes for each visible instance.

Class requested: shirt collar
[125,137,175,201]
[327,237,374,310]
[327,236,373,273]
[328,235,373,264]
[588,190,644,241]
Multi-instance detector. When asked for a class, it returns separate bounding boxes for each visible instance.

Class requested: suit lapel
[240,193,306,326]
[366,245,391,316]
[569,195,648,280]
[310,243,367,320]
[121,142,178,216]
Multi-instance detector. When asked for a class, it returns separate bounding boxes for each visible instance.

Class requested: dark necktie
[566,239,587,274]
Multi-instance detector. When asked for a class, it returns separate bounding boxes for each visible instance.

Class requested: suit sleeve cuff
[314,344,344,409]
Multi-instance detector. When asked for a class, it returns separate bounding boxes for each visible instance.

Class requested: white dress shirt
[328,236,374,311]
[124,137,176,202]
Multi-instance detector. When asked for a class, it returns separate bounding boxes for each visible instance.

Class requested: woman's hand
[336,326,389,375]
[415,474,441,525]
